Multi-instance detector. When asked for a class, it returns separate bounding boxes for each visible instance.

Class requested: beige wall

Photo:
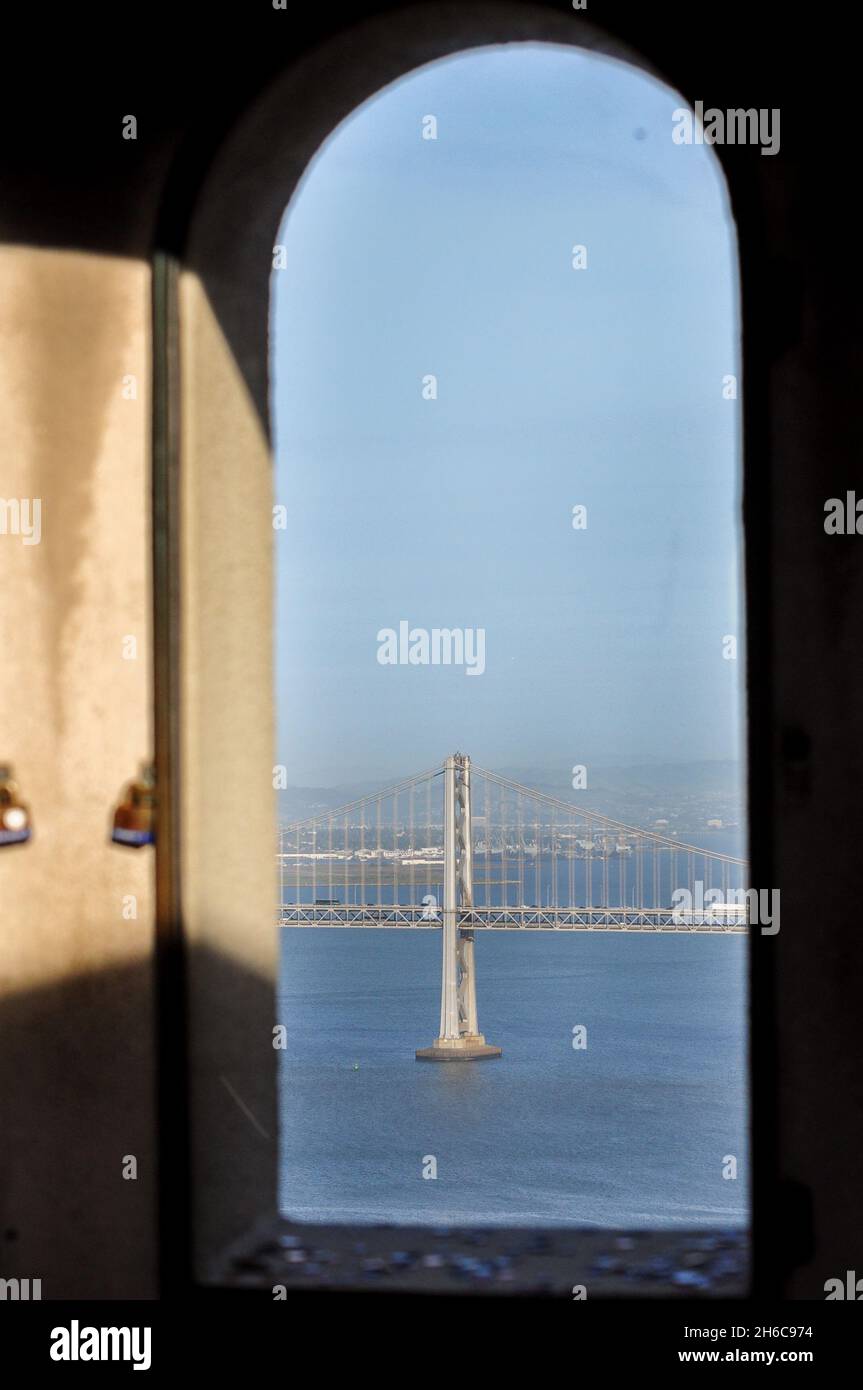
[0,247,156,1297]
[179,274,278,1279]
[0,248,281,1294]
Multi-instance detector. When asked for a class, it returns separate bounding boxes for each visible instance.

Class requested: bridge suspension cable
[279,763,446,920]
[278,755,748,931]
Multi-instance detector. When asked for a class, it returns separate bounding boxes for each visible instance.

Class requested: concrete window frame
[156,2,771,1296]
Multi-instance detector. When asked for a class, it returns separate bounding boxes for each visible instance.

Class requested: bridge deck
[278,905,747,932]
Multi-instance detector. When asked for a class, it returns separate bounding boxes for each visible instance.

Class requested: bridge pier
[416,1037,502,1060]
[416,754,501,1062]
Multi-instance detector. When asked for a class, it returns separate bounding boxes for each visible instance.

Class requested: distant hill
[278,760,744,824]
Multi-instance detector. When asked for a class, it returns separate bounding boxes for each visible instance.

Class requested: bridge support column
[417,753,501,1061]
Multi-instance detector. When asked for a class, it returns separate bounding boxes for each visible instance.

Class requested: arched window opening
[271,42,746,1242]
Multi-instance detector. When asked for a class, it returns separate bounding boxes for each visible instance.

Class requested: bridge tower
[416,753,501,1061]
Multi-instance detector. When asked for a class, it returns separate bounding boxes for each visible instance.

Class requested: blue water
[278,928,748,1228]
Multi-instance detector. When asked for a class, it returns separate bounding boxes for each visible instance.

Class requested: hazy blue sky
[272,43,743,787]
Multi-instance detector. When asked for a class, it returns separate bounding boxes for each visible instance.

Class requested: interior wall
[0,0,859,1303]
[178,275,278,1279]
[0,246,156,1298]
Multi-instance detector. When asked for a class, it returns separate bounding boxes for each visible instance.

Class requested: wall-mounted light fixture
[111,763,156,847]
[0,765,32,846]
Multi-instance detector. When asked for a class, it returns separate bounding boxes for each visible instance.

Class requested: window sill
[217,1218,748,1298]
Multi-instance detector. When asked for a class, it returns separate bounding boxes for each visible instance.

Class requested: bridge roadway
[278,904,747,932]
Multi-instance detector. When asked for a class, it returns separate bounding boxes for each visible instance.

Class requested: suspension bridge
[278,754,749,1060]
